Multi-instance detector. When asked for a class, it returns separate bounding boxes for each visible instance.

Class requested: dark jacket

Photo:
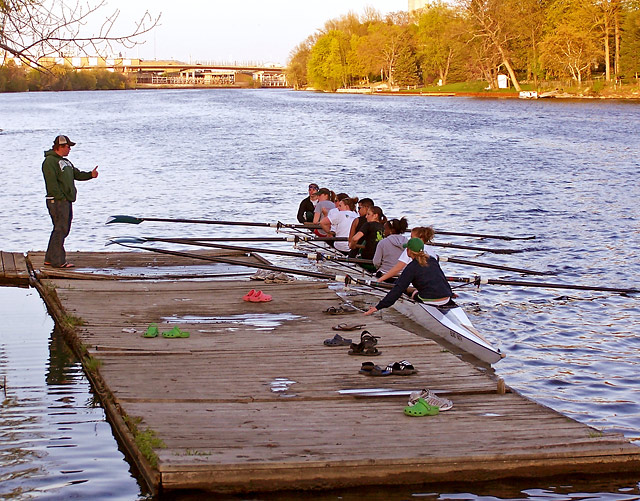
[297,196,315,223]
[375,257,452,310]
[42,149,93,202]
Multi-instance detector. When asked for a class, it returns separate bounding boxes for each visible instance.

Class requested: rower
[365,238,453,316]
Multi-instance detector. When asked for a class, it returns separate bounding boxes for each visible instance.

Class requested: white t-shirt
[328,210,359,252]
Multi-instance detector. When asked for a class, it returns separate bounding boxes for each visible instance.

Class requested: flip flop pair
[44,261,75,268]
[242,289,272,302]
[142,324,190,338]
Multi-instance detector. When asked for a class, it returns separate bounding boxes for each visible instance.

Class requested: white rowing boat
[390,296,504,365]
[337,282,504,365]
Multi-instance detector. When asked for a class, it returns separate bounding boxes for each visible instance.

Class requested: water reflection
[0,287,145,500]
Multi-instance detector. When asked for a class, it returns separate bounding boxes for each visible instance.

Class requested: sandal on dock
[388,360,417,376]
[362,364,391,377]
[143,323,159,338]
[324,305,357,315]
[348,331,380,356]
[359,361,375,373]
[332,323,366,331]
[404,398,439,417]
[408,389,453,412]
[323,334,352,346]
[249,290,272,302]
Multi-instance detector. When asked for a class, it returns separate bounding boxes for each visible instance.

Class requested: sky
[103,1,406,65]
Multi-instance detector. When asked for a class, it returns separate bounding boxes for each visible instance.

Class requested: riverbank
[333,88,640,99]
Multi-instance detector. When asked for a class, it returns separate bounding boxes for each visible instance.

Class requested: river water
[0,89,639,499]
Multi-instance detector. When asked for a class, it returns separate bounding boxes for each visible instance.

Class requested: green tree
[393,44,421,86]
[364,22,414,86]
[457,0,523,91]
[620,7,640,78]
[70,70,97,90]
[286,37,314,90]
[509,0,550,87]
[540,0,600,85]
[307,30,352,91]
[415,1,466,86]
[0,60,27,91]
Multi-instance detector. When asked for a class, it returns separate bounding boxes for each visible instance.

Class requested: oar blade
[106,215,144,225]
[105,236,147,246]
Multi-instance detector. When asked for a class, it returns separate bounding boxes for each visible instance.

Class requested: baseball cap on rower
[317,188,331,196]
[403,237,424,253]
[53,135,76,147]
[308,183,319,190]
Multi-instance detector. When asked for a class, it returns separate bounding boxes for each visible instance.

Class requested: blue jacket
[376,257,452,310]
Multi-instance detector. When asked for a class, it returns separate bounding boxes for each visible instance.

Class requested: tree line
[286,0,640,92]
[0,63,134,92]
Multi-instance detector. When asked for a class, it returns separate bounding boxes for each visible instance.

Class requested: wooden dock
[8,250,640,494]
[0,251,29,286]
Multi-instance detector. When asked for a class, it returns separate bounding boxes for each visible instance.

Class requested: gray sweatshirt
[372,234,408,273]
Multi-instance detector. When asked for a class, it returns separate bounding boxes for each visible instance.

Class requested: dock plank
[27,250,640,494]
[0,251,29,286]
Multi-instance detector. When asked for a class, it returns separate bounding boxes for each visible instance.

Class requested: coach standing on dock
[42,135,98,268]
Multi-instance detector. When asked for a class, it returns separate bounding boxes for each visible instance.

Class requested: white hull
[391,296,504,364]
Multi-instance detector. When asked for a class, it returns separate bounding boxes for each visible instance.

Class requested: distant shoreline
[333,88,640,100]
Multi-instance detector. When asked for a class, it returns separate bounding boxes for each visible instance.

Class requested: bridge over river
[33,56,288,87]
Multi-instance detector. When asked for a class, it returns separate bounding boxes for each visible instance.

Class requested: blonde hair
[412,226,435,244]
[408,249,429,266]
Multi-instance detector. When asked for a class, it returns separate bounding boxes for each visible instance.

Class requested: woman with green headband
[364,237,453,316]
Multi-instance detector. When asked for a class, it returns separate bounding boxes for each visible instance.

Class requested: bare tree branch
[1,0,160,68]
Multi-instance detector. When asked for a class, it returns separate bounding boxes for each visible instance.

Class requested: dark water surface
[0,89,639,499]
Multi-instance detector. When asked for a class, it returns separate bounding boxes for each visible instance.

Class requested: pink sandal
[243,289,258,301]
[249,290,272,302]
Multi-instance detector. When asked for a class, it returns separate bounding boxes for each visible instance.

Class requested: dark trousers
[45,199,73,266]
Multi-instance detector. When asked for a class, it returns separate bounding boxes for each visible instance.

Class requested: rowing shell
[391,295,504,364]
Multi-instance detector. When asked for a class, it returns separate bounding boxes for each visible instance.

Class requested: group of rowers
[296,183,454,316]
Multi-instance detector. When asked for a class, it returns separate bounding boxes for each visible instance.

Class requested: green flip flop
[404,398,439,417]
[162,326,190,338]
[162,326,181,338]
[143,323,159,338]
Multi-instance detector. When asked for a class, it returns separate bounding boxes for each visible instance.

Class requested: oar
[111,237,546,275]
[448,275,639,294]
[107,237,372,265]
[115,235,348,243]
[434,229,535,241]
[180,239,545,275]
[107,240,340,280]
[438,256,548,275]
[106,214,315,229]
[430,241,523,254]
